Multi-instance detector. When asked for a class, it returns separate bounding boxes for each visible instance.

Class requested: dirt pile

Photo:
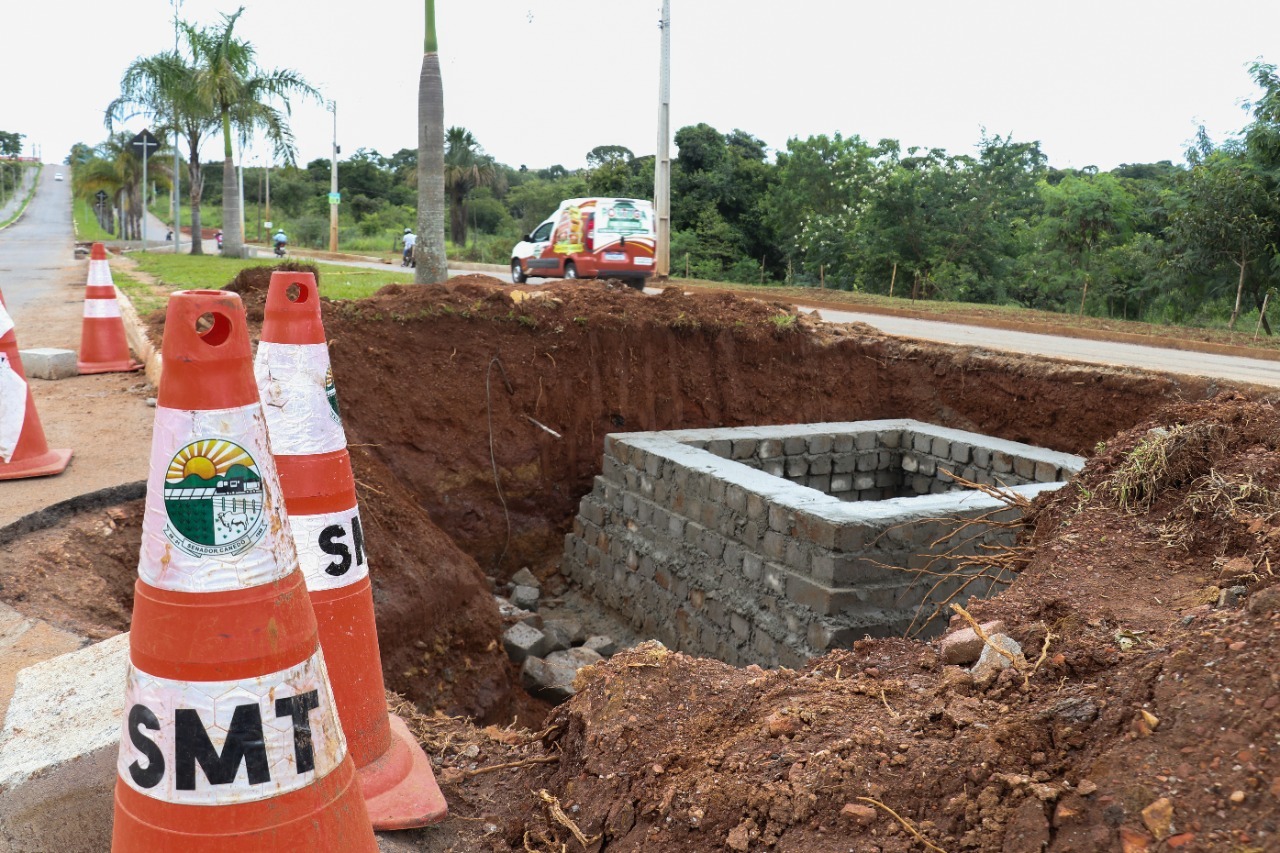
[323,275,1229,580]
[382,394,1279,852]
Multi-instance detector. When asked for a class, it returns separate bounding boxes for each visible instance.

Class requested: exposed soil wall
[322,277,1227,578]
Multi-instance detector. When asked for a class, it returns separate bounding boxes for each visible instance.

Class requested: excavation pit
[562,420,1085,667]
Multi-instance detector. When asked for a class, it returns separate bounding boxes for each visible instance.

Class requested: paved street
[0,167,153,527]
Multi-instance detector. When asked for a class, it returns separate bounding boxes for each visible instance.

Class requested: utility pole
[328,100,339,252]
[172,0,183,253]
[654,0,671,280]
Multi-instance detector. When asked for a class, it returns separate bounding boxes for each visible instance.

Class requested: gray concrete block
[807,434,834,454]
[732,438,758,460]
[503,622,550,662]
[0,633,129,853]
[783,436,807,455]
[19,348,77,381]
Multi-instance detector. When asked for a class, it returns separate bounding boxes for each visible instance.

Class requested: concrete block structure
[562,420,1084,668]
[17,348,77,380]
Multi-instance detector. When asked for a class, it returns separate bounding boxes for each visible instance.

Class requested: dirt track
[5,273,1278,851]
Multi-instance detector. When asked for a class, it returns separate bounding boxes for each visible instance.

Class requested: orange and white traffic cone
[78,242,141,374]
[111,290,377,852]
[0,288,72,480]
[255,271,447,830]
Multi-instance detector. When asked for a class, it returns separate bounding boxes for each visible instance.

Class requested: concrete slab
[17,348,77,381]
[0,603,84,722]
[0,632,128,853]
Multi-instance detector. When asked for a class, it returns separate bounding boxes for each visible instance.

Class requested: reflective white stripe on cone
[289,505,369,592]
[254,342,346,455]
[118,647,348,806]
[0,353,28,462]
[84,298,123,318]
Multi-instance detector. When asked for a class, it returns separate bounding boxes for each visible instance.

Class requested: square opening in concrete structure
[562,420,1084,669]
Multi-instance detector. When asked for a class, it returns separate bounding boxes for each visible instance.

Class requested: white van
[511,197,655,289]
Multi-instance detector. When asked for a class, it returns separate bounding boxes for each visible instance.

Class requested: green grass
[111,266,168,316]
[150,195,222,229]
[130,253,414,301]
[73,197,115,241]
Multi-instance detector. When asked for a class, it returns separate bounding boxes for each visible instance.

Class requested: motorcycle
[274,240,287,258]
[402,246,415,268]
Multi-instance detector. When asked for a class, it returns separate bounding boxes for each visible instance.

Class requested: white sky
[6,1,1280,173]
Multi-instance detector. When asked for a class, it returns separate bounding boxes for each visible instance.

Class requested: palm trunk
[416,1,447,284]
[187,148,204,255]
[220,109,244,257]
[449,193,467,245]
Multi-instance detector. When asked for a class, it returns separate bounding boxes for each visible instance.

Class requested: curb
[0,481,147,547]
[111,281,162,387]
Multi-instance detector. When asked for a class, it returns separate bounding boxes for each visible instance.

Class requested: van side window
[531,222,553,242]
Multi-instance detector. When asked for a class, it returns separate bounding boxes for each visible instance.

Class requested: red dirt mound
[382,394,1279,852]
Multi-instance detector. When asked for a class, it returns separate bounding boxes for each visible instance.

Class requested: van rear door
[593,199,655,276]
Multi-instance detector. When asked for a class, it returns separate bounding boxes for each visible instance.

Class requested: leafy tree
[416,0,447,282]
[1169,151,1278,329]
[0,131,23,157]
[186,7,318,257]
[444,127,499,245]
[586,145,634,168]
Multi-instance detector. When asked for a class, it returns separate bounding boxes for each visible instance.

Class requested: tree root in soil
[854,797,949,853]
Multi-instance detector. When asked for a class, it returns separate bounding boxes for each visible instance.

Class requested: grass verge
[669,277,1280,355]
[73,197,115,241]
[130,253,414,302]
[0,164,43,230]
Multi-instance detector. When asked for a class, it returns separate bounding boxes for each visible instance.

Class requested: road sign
[95,190,108,203]
[129,129,161,162]
[328,192,340,205]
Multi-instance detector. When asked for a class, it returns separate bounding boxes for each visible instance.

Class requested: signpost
[95,190,108,231]
[130,130,161,251]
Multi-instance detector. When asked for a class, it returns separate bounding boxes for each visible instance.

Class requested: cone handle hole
[195,311,232,346]
[286,283,309,303]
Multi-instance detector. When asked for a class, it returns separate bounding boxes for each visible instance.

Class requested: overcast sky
[7,1,1280,173]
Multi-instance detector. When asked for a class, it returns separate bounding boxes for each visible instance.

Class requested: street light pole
[328,100,339,252]
[172,0,183,253]
[654,0,671,281]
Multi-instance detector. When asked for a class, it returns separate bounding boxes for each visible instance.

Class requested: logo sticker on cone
[255,271,448,830]
[111,290,377,852]
[78,243,142,374]
[0,290,71,480]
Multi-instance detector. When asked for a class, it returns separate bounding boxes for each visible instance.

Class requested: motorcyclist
[400,228,417,267]
[215,229,223,252]
[273,229,288,257]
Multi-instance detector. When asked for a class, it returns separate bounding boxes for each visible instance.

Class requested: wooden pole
[760,255,765,286]
[1254,292,1271,341]
[889,262,897,298]
[820,264,824,289]
[788,258,792,286]
[1079,277,1089,317]
[685,252,689,278]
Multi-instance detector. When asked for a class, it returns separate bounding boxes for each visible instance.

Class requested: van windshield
[596,201,653,236]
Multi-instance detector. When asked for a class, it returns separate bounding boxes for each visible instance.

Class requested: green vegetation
[73,197,115,241]
[0,162,41,229]
[111,265,168,316]
[130,253,413,301]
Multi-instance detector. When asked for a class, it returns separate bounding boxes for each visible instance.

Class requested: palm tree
[444,127,499,246]
[74,133,171,240]
[187,7,318,258]
[416,0,448,283]
[108,46,218,254]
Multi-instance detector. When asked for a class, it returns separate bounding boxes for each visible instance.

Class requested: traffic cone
[78,242,141,374]
[111,290,377,852]
[255,271,447,830]
[0,288,72,480]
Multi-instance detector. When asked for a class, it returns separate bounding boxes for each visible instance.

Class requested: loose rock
[511,584,540,611]
[503,622,550,663]
[939,620,1006,665]
[582,635,618,657]
[510,567,540,589]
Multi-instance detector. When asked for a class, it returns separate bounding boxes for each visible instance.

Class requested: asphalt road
[806,305,1280,389]
[0,167,75,325]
